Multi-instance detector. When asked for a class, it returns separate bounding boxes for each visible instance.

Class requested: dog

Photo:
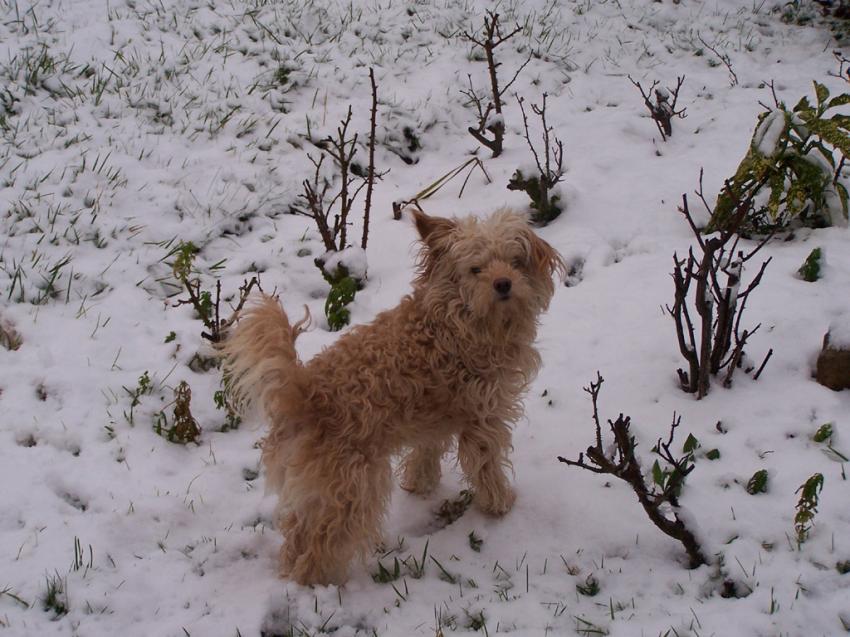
[221,208,564,585]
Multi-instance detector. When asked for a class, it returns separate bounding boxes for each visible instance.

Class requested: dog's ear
[411,209,456,250]
[525,227,567,282]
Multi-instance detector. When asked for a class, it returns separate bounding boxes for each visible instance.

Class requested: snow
[322,246,369,282]
[2,0,850,636]
[485,112,505,131]
[828,318,850,349]
[753,109,787,157]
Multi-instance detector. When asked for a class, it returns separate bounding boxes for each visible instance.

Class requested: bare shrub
[628,75,687,141]
[461,11,529,158]
[668,175,773,399]
[558,373,707,568]
[508,93,565,225]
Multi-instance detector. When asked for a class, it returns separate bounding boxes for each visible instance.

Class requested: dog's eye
[512,257,525,269]
[470,267,481,275]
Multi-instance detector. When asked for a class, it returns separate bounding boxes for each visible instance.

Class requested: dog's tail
[220,295,309,420]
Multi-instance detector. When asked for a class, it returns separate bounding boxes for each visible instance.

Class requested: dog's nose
[493,278,512,297]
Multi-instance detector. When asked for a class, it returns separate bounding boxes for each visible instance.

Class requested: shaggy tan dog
[221,209,564,585]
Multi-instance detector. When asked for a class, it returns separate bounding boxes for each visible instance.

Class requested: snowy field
[2,0,850,635]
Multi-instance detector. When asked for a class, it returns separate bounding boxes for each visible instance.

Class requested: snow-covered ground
[2,0,849,635]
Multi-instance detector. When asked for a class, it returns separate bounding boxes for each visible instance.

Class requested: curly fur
[220,208,565,585]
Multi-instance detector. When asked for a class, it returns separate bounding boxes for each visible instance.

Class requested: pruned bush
[509,94,565,226]
[668,179,773,399]
[628,75,687,141]
[294,69,380,331]
[461,10,528,158]
[170,241,258,345]
[558,373,707,568]
[706,82,850,235]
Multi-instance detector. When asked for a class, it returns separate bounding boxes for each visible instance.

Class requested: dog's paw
[399,477,439,496]
[475,485,516,516]
[399,457,442,495]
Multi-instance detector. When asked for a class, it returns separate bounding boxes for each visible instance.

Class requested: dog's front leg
[457,418,516,515]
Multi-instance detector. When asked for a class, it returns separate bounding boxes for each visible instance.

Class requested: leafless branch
[510,93,565,225]
[361,68,378,250]
[697,33,738,87]
[461,10,524,157]
[558,374,707,568]
[668,183,772,397]
[628,75,687,141]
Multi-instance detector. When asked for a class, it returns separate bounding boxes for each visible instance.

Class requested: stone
[816,330,850,391]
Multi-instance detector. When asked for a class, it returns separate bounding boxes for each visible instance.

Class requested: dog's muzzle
[493,278,512,300]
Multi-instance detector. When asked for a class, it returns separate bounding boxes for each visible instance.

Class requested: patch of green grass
[372,557,401,583]
[42,574,68,618]
[576,574,600,597]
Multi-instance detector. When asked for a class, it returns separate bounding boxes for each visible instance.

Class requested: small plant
[461,11,528,157]
[813,422,834,443]
[576,574,600,597]
[431,556,458,584]
[42,574,68,618]
[509,94,565,226]
[798,247,824,282]
[468,530,483,552]
[154,381,201,444]
[795,473,824,546]
[72,536,93,572]
[706,82,850,234]
[810,422,847,463]
[401,540,429,579]
[169,241,255,427]
[668,178,773,398]
[372,557,402,584]
[463,609,487,631]
[746,469,769,495]
[170,241,258,345]
[213,388,241,431]
[324,273,357,332]
[558,373,707,568]
[628,75,687,141]
[122,371,153,425]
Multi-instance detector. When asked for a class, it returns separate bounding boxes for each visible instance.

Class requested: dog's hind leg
[280,448,393,585]
[458,418,516,516]
[399,438,451,495]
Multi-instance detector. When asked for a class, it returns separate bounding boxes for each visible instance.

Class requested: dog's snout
[493,278,512,297]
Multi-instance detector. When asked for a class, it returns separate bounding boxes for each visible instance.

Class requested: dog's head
[412,208,565,323]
